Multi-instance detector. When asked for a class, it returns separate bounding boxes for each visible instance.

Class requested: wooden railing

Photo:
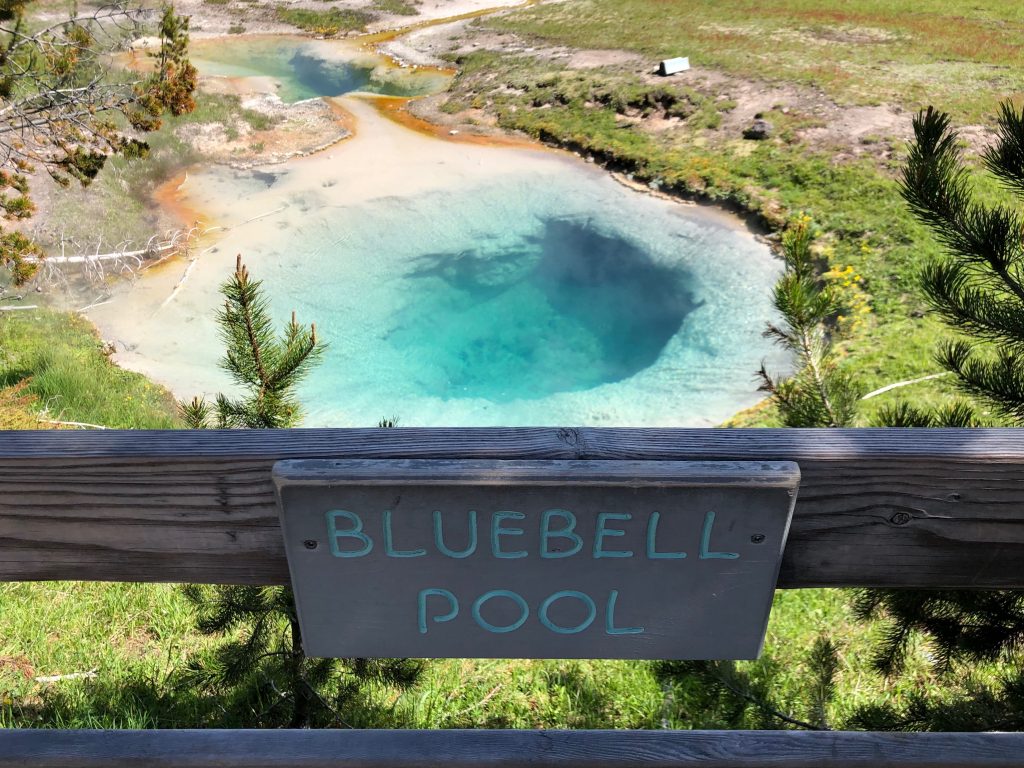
[3,427,1024,766]
[3,729,1024,767]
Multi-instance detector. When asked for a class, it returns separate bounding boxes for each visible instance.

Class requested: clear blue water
[389,217,699,401]
[189,37,449,102]
[188,164,785,426]
[170,38,784,426]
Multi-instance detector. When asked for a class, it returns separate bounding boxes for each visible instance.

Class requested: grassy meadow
[3,0,1024,730]
[2,581,985,729]
[440,0,1024,423]
[486,0,1024,122]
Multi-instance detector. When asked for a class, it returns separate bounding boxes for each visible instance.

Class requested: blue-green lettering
[699,510,739,559]
[472,590,529,633]
[605,590,644,635]
[593,512,633,558]
[646,511,686,559]
[539,590,596,634]
[418,588,458,634]
[433,510,477,558]
[540,509,582,558]
[491,511,527,559]
[384,510,426,557]
[326,510,373,557]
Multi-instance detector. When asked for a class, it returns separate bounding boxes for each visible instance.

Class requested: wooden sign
[273,459,799,660]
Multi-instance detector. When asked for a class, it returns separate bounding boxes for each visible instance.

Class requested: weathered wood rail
[3,428,1024,588]
[3,729,1024,767]
[3,427,1024,767]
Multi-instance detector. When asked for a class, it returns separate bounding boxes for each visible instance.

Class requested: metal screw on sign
[750,534,766,544]
[304,539,319,550]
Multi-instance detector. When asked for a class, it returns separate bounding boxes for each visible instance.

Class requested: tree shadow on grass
[9,671,422,729]
[542,664,615,728]
[9,675,225,728]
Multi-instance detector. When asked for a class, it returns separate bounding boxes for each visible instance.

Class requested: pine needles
[176,257,421,727]
[758,216,860,427]
[180,585,422,728]
[180,255,324,429]
[899,102,1024,424]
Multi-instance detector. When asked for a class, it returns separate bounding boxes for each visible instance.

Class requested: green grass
[275,7,374,35]
[0,583,206,727]
[3,0,1021,731]
[0,583,1006,729]
[399,658,662,729]
[438,14,1023,423]
[0,310,181,429]
[486,0,1024,122]
[183,92,280,133]
[373,0,418,16]
[39,92,279,254]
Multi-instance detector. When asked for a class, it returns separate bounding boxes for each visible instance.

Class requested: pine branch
[712,668,826,731]
[758,217,859,427]
[902,107,1024,303]
[983,101,1024,199]
[178,396,210,429]
[658,659,827,730]
[265,331,320,392]
[806,638,838,730]
[231,255,271,389]
[938,341,1024,423]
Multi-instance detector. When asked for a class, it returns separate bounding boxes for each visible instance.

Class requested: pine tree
[180,583,422,728]
[655,638,840,730]
[845,101,1024,731]
[899,102,1024,423]
[180,255,323,429]
[757,216,860,427]
[676,110,1023,730]
[0,2,197,284]
[180,257,421,727]
[662,221,852,725]
[132,6,198,129]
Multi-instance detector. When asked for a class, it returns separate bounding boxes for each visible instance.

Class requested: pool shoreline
[89,90,784,428]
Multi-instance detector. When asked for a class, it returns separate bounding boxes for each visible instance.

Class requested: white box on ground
[658,57,690,76]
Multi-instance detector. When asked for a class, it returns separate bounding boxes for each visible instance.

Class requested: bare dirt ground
[382,9,993,161]
[141,0,982,185]
[182,80,351,169]
[678,70,913,160]
[400,25,918,159]
[23,0,994,263]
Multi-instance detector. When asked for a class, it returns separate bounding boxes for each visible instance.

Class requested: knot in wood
[557,428,580,447]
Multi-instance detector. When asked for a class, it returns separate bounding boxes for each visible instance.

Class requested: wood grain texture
[2,729,1023,767]
[271,458,802,487]
[2,428,1024,587]
[273,460,797,659]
